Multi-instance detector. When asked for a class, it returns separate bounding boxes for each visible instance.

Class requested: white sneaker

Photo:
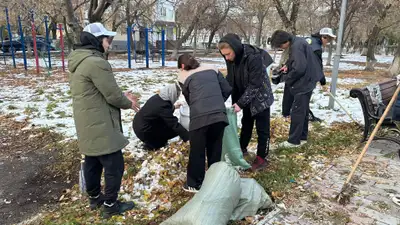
[183,184,200,193]
[278,141,305,148]
[301,140,307,145]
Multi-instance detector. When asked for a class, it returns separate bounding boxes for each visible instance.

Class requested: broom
[327,91,359,124]
[335,84,400,205]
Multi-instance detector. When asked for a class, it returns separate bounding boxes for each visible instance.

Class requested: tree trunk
[88,0,112,23]
[365,26,379,71]
[273,0,299,34]
[206,29,217,55]
[255,11,265,47]
[389,45,400,77]
[193,25,197,56]
[50,21,57,39]
[172,6,209,59]
[64,0,82,44]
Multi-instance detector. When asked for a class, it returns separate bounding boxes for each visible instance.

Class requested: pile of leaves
[38,122,363,225]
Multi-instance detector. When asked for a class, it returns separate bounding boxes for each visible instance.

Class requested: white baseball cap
[83,22,117,37]
[319,27,336,38]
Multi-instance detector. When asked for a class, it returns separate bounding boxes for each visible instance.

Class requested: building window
[161,7,167,16]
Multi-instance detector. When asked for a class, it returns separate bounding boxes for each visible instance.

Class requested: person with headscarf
[133,83,189,150]
[177,54,232,193]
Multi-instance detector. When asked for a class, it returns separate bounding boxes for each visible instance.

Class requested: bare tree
[272,0,300,34]
[203,0,233,53]
[389,44,400,76]
[172,0,212,58]
[364,1,399,71]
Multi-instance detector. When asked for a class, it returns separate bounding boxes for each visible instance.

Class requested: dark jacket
[285,36,324,95]
[133,94,189,141]
[179,65,232,130]
[393,93,400,121]
[68,32,131,156]
[219,34,274,116]
[306,35,326,85]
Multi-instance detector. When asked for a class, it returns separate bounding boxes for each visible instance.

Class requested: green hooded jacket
[68,49,132,156]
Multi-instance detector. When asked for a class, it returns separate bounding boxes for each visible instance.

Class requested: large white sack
[231,178,274,220]
[161,162,241,225]
[179,102,190,131]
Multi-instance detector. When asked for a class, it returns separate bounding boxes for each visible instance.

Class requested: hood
[159,83,181,105]
[68,49,103,73]
[74,31,105,53]
[219,33,244,63]
[178,65,219,84]
[68,31,105,73]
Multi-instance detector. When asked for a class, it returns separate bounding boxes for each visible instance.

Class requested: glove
[271,67,286,85]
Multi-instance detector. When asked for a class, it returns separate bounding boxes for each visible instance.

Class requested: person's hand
[124,91,139,101]
[280,66,288,73]
[131,101,140,112]
[125,91,140,112]
[233,103,242,113]
[174,102,183,109]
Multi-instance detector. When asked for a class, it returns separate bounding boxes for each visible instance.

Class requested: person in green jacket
[68,22,139,219]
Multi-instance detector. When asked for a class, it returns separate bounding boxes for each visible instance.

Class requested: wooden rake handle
[344,84,400,185]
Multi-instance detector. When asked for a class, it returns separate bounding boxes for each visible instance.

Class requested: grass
[7,105,17,110]
[24,105,39,115]
[37,122,362,224]
[46,102,58,113]
[46,94,56,101]
[55,110,67,118]
[36,88,45,95]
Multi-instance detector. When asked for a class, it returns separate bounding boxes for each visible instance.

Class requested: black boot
[102,201,135,219]
[88,194,104,210]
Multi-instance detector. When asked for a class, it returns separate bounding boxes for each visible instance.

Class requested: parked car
[1,35,55,53]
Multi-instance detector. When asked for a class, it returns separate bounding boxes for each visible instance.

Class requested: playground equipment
[5,7,16,68]
[2,8,165,72]
[0,7,66,74]
[127,24,166,68]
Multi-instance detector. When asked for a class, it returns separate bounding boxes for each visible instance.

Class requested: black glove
[320,76,326,86]
[271,67,286,85]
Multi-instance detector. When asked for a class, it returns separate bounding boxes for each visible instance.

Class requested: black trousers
[240,107,270,158]
[84,150,124,204]
[137,126,178,149]
[288,91,312,145]
[282,84,294,117]
[187,122,226,188]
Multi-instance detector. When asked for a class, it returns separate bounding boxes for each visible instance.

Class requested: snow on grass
[0,57,371,215]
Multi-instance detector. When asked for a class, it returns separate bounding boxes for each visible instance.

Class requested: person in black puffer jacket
[270,30,323,148]
[133,83,189,150]
[218,33,274,172]
[177,54,232,192]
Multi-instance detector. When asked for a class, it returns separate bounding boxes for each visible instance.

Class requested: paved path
[258,140,400,225]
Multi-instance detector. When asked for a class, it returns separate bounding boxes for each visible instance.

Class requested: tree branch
[74,0,90,11]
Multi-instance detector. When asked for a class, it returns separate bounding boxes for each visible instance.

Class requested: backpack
[257,47,274,68]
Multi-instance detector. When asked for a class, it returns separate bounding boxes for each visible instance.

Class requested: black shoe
[102,200,135,219]
[182,183,200,193]
[89,194,104,210]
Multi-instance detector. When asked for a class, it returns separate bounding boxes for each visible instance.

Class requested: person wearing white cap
[68,22,139,218]
[301,27,336,122]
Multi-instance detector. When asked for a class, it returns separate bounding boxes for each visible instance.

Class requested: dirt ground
[0,115,77,225]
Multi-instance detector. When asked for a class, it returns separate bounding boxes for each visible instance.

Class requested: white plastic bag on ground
[161,162,241,225]
[179,102,190,131]
[231,178,274,220]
